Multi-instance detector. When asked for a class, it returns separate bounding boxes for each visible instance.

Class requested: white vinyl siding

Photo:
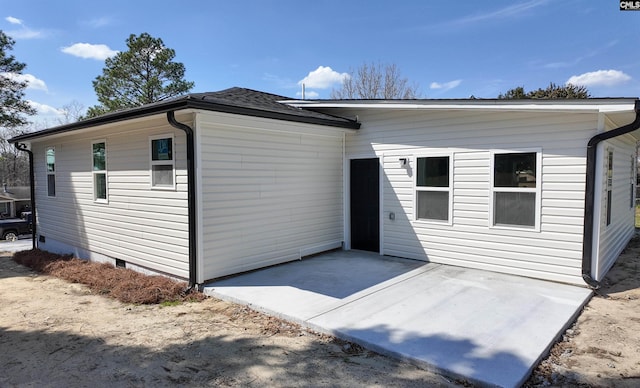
[594,136,637,281]
[196,112,346,282]
[344,108,598,285]
[31,115,190,279]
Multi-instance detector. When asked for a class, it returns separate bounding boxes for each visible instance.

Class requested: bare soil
[525,234,640,387]
[0,250,458,387]
[3,236,640,387]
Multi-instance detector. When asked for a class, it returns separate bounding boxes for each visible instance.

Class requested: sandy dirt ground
[0,251,458,388]
[2,237,640,388]
[526,235,640,387]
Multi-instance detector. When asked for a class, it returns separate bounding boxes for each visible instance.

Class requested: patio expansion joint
[304,263,443,322]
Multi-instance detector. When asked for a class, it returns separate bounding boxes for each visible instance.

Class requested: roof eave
[10,97,360,144]
[285,98,640,113]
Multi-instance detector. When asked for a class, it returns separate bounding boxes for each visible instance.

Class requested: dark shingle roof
[188,87,359,124]
[10,87,360,143]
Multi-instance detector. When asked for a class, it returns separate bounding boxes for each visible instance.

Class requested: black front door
[350,158,380,252]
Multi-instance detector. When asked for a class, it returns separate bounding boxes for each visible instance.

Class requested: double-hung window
[491,151,540,229]
[415,155,452,223]
[46,147,55,197]
[150,135,174,188]
[92,141,107,202]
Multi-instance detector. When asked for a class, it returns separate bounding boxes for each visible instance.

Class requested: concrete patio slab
[203,250,592,388]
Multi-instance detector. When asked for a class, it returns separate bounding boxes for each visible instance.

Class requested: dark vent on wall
[38,235,45,243]
[115,259,126,268]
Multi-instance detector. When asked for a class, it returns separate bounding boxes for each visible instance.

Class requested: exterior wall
[594,134,637,280]
[30,114,191,279]
[344,108,600,285]
[196,112,347,282]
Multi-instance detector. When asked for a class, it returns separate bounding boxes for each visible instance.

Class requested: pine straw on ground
[12,249,206,304]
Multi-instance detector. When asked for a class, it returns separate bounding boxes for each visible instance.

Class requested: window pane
[95,173,107,200]
[494,192,535,227]
[152,165,174,186]
[152,138,173,161]
[417,191,449,221]
[93,142,106,171]
[417,157,449,187]
[47,174,56,197]
[494,153,536,188]
[46,148,55,172]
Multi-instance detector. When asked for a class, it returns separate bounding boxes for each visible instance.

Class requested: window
[150,136,174,188]
[492,151,539,228]
[606,149,613,226]
[631,155,635,209]
[46,147,55,197]
[416,156,451,222]
[93,141,107,202]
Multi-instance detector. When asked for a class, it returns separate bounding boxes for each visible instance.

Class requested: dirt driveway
[2,237,640,387]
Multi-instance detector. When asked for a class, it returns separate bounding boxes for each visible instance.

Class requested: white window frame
[45,146,56,198]
[606,148,613,226]
[149,134,175,190]
[631,154,635,209]
[92,140,108,203]
[489,149,542,231]
[413,152,454,225]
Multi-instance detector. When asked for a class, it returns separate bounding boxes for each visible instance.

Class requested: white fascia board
[284,100,637,114]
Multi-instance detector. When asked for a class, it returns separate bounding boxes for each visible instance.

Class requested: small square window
[152,138,172,161]
[417,156,449,187]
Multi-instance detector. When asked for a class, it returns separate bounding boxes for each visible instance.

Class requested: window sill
[150,185,176,191]
[490,223,540,232]
[412,219,453,227]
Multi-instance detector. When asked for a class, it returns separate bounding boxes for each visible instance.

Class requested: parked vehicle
[0,212,32,241]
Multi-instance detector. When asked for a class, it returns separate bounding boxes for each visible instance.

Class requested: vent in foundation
[115,259,126,268]
[38,235,45,243]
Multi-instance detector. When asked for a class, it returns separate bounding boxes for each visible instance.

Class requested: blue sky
[1,0,639,125]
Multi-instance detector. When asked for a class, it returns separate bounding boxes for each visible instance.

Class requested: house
[0,185,31,218]
[10,88,640,288]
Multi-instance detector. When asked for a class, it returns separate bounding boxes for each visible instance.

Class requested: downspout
[166,111,197,291]
[14,143,36,250]
[582,100,640,288]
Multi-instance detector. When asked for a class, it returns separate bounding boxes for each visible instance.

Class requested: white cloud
[5,16,23,25]
[0,72,48,91]
[566,70,632,87]
[298,66,349,89]
[448,0,548,26]
[430,79,462,92]
[61,43,118,60]
[28,100,64,116]
[4,17,44,39]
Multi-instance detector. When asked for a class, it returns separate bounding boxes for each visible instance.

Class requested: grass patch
[13,249,206,305]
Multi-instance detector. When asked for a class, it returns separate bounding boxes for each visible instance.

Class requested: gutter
[13,143,37,250]
[166,111,198,291]
[582,99,640,288]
